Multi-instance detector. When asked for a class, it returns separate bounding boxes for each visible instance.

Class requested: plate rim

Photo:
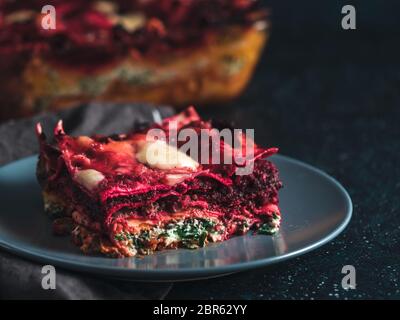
[0,154,353,280]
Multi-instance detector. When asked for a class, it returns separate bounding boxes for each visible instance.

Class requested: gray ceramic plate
[0,155,352,281]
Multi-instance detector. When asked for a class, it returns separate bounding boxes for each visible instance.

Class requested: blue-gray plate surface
[0,155,352,281]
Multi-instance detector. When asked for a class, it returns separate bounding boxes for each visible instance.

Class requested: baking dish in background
[0,0,269,121]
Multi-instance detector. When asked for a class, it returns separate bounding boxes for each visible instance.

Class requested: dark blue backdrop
[166,0,400,299]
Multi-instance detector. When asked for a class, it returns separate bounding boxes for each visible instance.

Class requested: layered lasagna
[36,107,282,257]
[0,0,268,120]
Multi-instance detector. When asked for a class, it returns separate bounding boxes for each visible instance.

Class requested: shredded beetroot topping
[0,0,267,67]
[36,107,282,257]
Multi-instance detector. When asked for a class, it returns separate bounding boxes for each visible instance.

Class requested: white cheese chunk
[136,140,199,171]
[164,173,191,186]
[118,14,146,32]
[74,169,105,191]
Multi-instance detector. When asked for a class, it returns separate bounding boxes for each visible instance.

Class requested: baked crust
[1,26,267,120]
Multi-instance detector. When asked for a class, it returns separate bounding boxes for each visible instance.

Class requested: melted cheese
[74,169,105,190]
[136,140,199,171]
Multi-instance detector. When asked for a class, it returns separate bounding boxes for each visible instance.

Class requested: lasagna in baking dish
[0,0,269,120]
[36,107,282,257]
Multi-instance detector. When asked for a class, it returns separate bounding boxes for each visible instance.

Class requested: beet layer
[36,106,283,257]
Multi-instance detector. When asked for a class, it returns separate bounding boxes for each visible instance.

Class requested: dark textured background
[165,0,400,299]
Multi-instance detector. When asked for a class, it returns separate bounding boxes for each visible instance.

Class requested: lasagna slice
[36,107,282,257]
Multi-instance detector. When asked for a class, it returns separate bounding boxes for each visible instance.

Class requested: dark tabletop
[165,0,400,299]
